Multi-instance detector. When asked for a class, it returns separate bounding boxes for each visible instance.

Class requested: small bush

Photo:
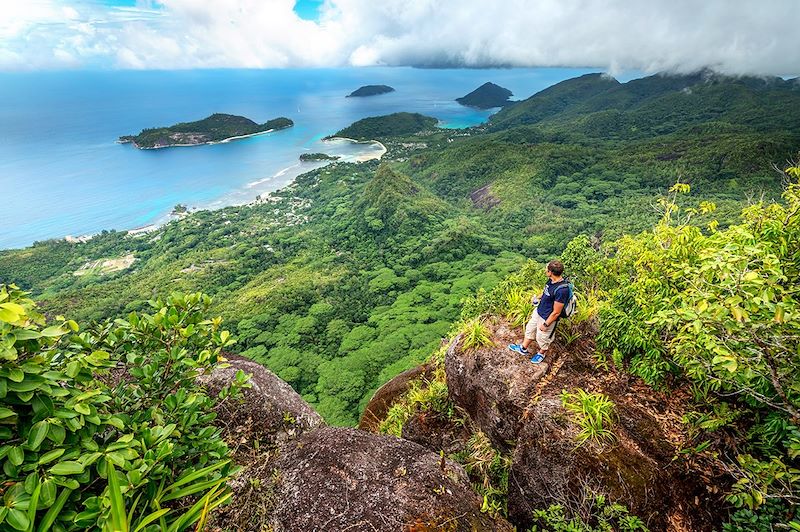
[529,494,648,531]
[561,388,617,448]
[0,285,243,531]
[505,287,535,327]
[460,318,494,351]
[378,366,451,437]
[454,431,511,519]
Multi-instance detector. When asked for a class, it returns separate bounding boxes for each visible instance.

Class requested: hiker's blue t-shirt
[537,280,570,320]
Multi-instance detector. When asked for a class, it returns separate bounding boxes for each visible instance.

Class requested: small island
[456,82,513,109]
[346,85,395,98]
[330,112,438,141]
[299,153,341,162]
[119,113,293,149]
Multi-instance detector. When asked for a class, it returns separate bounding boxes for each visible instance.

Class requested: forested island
[331,111,438,140]
[346,84,395,97]
[119,113,293,148]
[456,81,513,108]
[300,152,341,161]
[3,71,800,530]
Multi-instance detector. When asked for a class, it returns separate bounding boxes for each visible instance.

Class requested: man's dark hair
[547,260,564,276]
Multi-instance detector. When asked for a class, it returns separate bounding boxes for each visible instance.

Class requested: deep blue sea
[0,67,610,249]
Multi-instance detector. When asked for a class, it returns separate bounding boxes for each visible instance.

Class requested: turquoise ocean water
[0,67,602,249]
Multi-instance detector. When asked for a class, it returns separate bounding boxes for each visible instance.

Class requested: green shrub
[0,285,244,531]
[378,366,451,437]
[529,494,648,531]
[560,388,617,448]
[460,318,494,351]
[594,172,800,516]
[722,500,799,532]
[454,431,512,519]
[504,287,535,327]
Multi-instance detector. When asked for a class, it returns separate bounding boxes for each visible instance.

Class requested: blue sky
[0,1,798,74]
[293,0,323,21]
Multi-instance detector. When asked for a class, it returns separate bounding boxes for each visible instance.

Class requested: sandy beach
[63,136,388,244]
[121,128,279,150]
[323,137,387,161]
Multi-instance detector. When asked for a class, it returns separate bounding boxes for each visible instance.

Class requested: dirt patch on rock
[469,184,500,210]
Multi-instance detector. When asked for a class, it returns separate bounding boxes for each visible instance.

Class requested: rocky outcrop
[266,427,513,531]
[444,322,549,448]
[359,362,435,432]
[199,354,323,459]
[385,317,725,531]
[401,409,471,456]
[508,396,717,531]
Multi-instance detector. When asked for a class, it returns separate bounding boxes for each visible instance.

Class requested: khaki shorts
[524,312,557,351]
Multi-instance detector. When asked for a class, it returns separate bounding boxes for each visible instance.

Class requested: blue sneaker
[530,353,545,364]
[508,344,529,355]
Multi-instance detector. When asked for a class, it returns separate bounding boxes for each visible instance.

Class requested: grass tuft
[378,366,451,437]
[561,388,617,448]
[504,286,535,327]
[460,318,494,351]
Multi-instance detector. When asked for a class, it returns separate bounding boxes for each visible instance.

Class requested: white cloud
[0,0,798,75]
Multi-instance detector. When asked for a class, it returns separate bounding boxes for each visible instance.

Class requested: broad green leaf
[0,304,23,323]
[39,479,56,508]
[5,508,29,531]
[39,325,67,338]
[27,421,49,450]
[712,355,738,373]
[38,448,65,465]
[49,461,84,475]
[8,446,24,466]
[12,330,41,341]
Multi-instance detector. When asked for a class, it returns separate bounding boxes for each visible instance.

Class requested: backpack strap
[551,280,569,294]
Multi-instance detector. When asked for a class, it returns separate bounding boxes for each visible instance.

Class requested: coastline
[120,127,283,150]
[57,137,387,247]
[323,137,387,161]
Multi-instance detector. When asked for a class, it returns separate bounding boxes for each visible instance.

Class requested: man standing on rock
[508,260,569,363]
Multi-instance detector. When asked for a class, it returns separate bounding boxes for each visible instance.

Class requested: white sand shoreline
[63,137,386,245]
[324,137,387,161]
[119,128,280,150]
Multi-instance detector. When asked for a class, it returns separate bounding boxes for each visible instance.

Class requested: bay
[0,67,605,249]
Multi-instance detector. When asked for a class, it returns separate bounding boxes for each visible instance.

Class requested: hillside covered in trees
[456,81,514,108]
[1,70,799,529]
[119,113,293,148]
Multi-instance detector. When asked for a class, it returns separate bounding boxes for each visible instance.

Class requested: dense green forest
[2,71,799,428]
[332,111,439,140]
[1,70,799,529]
[119,113,293,148]
[456,81,513,109]
[346,84,395,97]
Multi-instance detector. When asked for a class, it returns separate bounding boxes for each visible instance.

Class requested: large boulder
[359,362,435,432]
[508,395,719,531]
[266,427,513,531]
[444,320,549,448]
[199,354,324,458]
